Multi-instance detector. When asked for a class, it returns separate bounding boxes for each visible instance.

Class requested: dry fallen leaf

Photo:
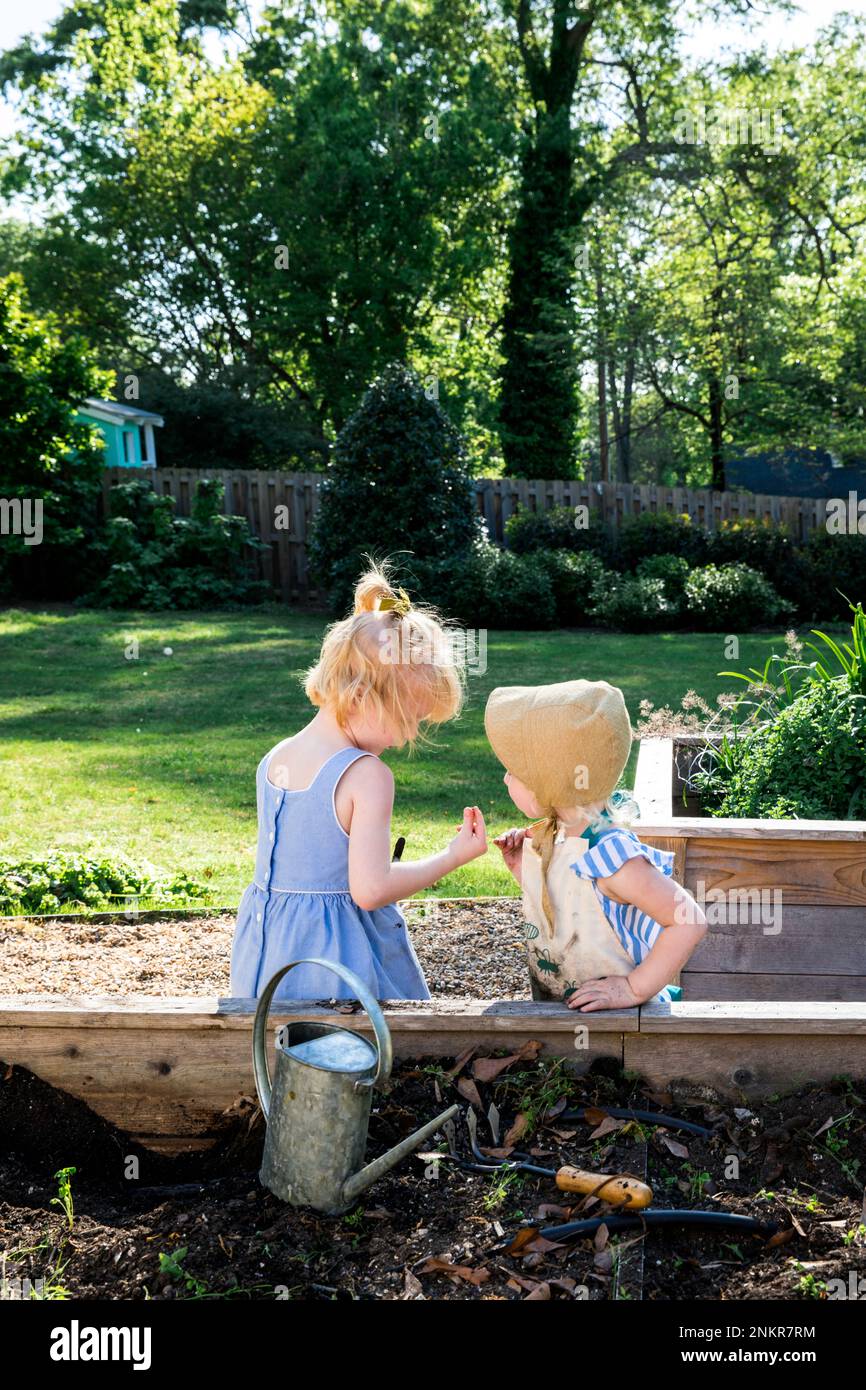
[456,1076,484,1110]
[402,1269,424,1299]
[659,1134,690,1159]
[536,1203,570,1220]
[504,1112,530,1147]
[504,1228,565,1257]
[593,1249,614,1275]
[470,1043,542,1085]
[589,1116,624,1140]
[479,1145,515,1160]
[524,1282,551,1300]
[766,1227,795,1249]
[443,1048,477,1083]
[811,1116,836,1139]
[542,1096,568,1123]
[780,1205,807,1239]
[415,1257,490,1286]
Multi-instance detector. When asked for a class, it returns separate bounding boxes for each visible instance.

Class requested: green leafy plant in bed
[0,850,213,917]
[695,601,866,819]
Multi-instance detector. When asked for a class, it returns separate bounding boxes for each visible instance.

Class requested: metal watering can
[252,958,458,1214]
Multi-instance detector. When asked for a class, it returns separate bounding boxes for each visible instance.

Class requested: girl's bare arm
[346,758,486,910]
[598,856,707,1003]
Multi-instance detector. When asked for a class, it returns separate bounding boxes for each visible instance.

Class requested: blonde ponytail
[352,560,398,615]
[304,558,465,746]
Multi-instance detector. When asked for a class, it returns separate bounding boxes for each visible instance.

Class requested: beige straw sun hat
[485,679,633,931]
[484,678,632,810]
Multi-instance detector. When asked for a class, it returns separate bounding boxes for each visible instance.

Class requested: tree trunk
[499,2,596,478]
[500,113,577,477]
[708,373,725,490]
[620,351,635,482]
[596,261,609,481]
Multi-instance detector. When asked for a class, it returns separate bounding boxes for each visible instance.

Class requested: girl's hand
[492,826,531,876]
[448,806,487,868]
[566,974,642,1012]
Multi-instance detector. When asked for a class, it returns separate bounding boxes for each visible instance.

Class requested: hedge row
[503,506,866,625]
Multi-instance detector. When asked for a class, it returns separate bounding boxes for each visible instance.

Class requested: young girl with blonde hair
[231,564,486,1002]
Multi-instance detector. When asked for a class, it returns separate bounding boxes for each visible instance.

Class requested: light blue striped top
[569,827,677,1004]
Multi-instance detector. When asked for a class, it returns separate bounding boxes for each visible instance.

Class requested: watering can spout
[341,1102,459,1207]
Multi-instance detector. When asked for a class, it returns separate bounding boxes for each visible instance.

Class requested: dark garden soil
[1,1053,864,1302]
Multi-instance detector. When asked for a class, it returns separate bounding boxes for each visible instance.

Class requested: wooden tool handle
[555,1166,653,1209]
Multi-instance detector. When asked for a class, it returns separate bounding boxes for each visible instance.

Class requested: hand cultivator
[428,1106,778,1244]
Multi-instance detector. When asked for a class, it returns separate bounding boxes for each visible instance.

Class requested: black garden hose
[467,1126,557,1176]
[560,1106,714,1138]
[537,1208,778,1242]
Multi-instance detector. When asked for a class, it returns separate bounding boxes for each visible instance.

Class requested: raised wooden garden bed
[2,994,864,1156]
[1,737,865,1156]
[635,736,866,1001]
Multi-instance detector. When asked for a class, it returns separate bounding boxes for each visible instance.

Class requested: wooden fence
[103,467,836,600]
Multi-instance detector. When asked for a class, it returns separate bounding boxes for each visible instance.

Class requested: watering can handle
[252,957,393,1119]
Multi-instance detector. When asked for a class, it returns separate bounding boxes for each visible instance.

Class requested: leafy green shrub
[486,550,556,630]
[81,478,270,609]
[798,532,866,622]
[706,517,801,598]
[696,679,866,819]
[505,504,613,561]
[614,511,709,570]
[0,850,213,916]
[601,575,673,631]
[309,363,481,614]
[403,538,493,628]
[636,553,691,608]
[408,540,556,630]
[534,549,605,625]
[683,563,794,630]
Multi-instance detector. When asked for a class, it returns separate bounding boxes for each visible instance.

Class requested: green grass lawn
[0,607,794,904]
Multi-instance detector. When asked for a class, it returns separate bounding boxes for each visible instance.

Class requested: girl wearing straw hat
[485,679,706,1011]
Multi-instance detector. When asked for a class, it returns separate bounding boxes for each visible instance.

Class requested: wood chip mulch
[0,900,530,999]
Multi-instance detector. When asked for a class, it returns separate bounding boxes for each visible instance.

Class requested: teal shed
[77,398,165,468]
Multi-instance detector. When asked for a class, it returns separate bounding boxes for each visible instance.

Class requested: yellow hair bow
[378,587,412,618]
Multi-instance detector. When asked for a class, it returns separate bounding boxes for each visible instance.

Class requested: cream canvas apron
[520,833,634,1002]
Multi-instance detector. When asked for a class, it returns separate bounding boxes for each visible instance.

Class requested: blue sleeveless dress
[230,742,431,1003]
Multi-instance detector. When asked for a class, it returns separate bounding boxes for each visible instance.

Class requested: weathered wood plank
[640,820,866,841]
[634,738,673,820]
[683,838,866,906]
[682,973,866,1002]
[685,905,866,976]
[624,1031,866,1099]
[638,1000,866,1032]
[0,996,634,1030]
[2,996,865,1150]
[0,999,626,1152]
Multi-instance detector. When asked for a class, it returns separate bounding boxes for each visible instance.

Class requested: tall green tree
[496,0,720,476]
[1,0,516,462]
[0,274,111,598]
